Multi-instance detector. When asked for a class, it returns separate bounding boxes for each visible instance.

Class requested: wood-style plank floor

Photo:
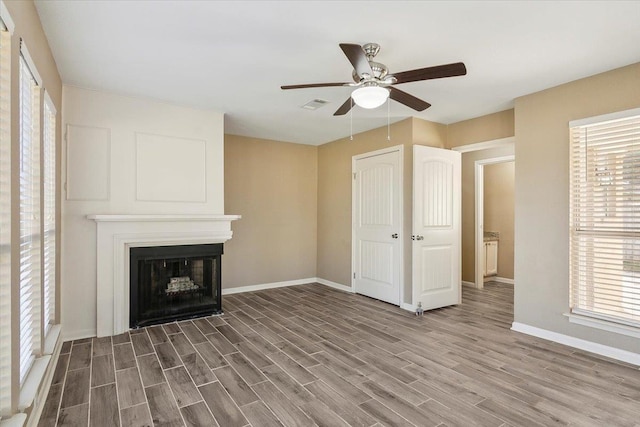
[39,282,640,426]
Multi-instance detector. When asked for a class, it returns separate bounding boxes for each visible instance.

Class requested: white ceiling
[35,1,640,146]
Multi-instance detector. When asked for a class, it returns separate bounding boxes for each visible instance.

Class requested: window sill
[0,413,26,427]
[564,312,640,339]
[18,324,61,412]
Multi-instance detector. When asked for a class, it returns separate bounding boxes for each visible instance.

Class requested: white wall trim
[511,322,640,367]
[0,0,16,34]
[87,214,241,222]
[564,312,640,340]
[488,276,514,285]
[569,107,640,128]
[451,136,514,153]
[62,328,96,342]
[316,278,354,293]
[222,278,317,295]
[18,40,42,86]
[461,280,476,288]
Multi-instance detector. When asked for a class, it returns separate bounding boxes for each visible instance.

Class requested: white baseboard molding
[315,278,354,293]
[222,278,317,295]
[492,276,514,285]
[62,328,96,342]
[461,280,476,288]
[511,322,640,366]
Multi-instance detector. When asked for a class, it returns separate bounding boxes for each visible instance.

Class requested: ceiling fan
[281,43,467,116]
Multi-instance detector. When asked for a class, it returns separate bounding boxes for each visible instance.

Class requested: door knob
[391,233,398,239]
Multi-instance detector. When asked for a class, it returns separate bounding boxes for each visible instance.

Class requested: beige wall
[3,0,62,415]
[317,118,447,304]
[447,109,514,148]
[514,62,640,353]
[484,161,514,279]
[447,110,516,283]
[224,135,318,289]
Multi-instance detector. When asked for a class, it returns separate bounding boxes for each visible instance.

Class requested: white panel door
[412,145,461,310]
[353,148,402,305]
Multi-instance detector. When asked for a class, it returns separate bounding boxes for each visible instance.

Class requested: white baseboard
[222,278,317,295]
[511,322,640,366]
[62,328,96,342]
[315,278,354,293]
[461,280,476,288]
[492,276,514,285]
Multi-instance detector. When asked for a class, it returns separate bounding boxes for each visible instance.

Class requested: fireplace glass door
[130,244,223,328]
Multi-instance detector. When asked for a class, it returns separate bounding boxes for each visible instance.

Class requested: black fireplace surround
[130,243,223,328]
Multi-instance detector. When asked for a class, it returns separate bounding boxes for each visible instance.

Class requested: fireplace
[130,243,223,328]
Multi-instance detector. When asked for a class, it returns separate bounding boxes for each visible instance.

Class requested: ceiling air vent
[301,99,329,110]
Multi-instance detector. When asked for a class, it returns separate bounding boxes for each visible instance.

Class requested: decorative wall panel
[66,125,111,201]
[135,133,206,202]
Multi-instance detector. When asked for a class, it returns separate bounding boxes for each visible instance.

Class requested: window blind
[19,54,41,384]
[0,23,12,417]
[43,94,55,334]
[570,112,640,328]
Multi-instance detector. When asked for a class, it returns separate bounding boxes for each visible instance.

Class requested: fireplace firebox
[130,243,223,328]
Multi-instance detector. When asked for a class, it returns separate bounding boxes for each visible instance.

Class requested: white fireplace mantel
[89,214,240,337]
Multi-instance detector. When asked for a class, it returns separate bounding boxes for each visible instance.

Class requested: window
[0,16,12,417]
[570,109,640,329]
[0,9,59,421]
[43,94,56,334]
[19,50,41,384]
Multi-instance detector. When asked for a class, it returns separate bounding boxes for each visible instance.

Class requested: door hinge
[353,272,356,279]
[353,172,356,180]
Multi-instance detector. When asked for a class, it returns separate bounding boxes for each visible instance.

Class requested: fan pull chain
[350,97,353,141]
[386,97,391,141]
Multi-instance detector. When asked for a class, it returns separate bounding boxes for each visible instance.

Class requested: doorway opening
[474,155,515,289]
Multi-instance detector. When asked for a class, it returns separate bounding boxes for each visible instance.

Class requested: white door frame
[352,144,404,305]
[474,155,515,289]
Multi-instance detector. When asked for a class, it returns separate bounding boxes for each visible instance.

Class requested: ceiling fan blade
[339,43,373,78]
[389,87,431,111]
[333,97,353,116]
[391,62,467,85]
[281,82,351,90]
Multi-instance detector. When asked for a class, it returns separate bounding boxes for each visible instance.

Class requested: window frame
[18,47,42,385]
[0,12,13,418]
[42,92,56,335]
[568,107,640,337]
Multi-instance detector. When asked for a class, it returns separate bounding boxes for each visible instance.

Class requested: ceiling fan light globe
[351,86,389,109]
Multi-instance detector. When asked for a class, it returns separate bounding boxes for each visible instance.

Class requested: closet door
[352,148,402,305]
